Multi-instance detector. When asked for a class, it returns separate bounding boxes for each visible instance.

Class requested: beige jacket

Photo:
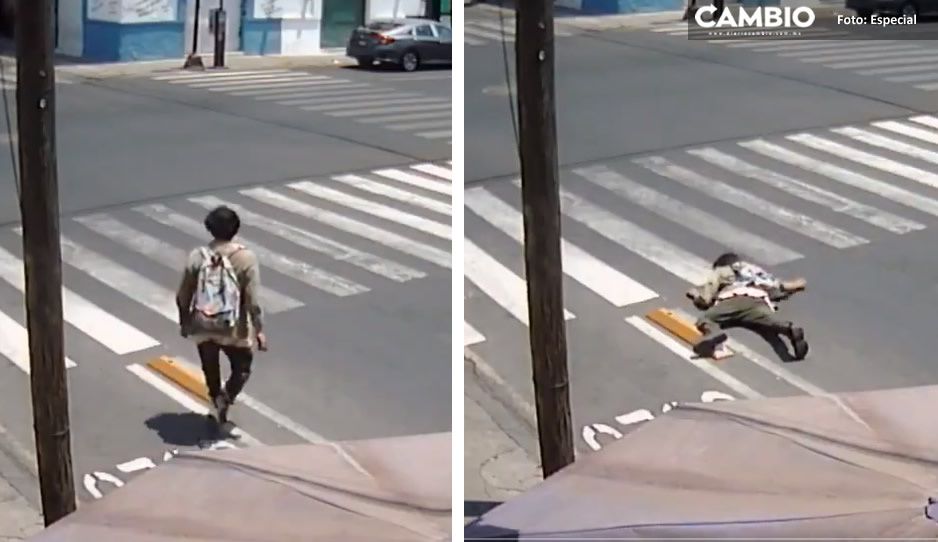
[176,240,264,348]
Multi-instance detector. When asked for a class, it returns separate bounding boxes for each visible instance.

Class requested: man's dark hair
[712,252,740,269]
[204,206,240,241]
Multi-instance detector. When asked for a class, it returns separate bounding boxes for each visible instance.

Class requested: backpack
[730,261,780,290]
[189,246,242,333]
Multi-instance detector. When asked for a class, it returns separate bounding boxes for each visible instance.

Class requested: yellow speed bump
[646,308,734,361]
[147,356,210,403]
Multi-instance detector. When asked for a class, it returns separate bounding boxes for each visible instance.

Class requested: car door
[433,23,452,63]
[413,23,440,62]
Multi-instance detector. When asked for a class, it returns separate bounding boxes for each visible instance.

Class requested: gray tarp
[466,386,938,539]
[33,432,451,542]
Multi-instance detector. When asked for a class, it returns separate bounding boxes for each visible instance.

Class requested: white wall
[368,0,426,20]
[57,0,84,57]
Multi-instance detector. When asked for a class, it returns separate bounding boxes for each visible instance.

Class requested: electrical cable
[496,0,520,158]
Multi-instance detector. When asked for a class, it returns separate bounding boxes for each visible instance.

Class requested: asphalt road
[0,62,452,504]
[465,6,938,456]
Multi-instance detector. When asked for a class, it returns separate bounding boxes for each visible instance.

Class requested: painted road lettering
[582,391,736,451]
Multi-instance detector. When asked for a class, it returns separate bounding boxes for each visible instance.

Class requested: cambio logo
[694,6,816,29]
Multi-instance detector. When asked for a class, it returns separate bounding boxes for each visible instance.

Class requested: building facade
[55,0,448,62]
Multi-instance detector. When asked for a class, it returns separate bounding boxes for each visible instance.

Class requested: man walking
[686,252,808,360]
[176,205,267,427]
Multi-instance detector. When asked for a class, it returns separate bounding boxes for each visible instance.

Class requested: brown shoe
[788,327,809,360]
[693,332,727,358]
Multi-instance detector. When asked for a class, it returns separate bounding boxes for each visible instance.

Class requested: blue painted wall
[81,0,188,62]
[242,18,281,55]
[573,0,685,14]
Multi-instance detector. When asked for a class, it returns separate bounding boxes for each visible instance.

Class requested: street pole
[515,0,575,478]
[15,0,76,525]
[184,0,205,69]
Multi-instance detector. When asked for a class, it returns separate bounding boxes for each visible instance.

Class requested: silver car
[346,18,452,72]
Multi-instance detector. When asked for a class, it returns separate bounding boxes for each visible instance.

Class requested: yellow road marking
[146,356,210,403]
[646,308,734,360]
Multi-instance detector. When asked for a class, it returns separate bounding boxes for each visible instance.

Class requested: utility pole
[515,0,575,478]
[184,0,205,69]
[16,0,76,525]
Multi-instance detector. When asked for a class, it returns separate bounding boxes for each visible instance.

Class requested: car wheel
[356,56,374,67]
[400,50,420,72]
[900,1,917,16]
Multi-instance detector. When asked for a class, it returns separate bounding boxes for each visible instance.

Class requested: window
[435,25,452,40]
[415,25,435,38]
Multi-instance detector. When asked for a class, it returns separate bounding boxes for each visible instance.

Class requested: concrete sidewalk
[464,352,542,523]
[0,479,42,542]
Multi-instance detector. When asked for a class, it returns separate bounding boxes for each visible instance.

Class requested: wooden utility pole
[515,0,575,477]
[16,0,76,525]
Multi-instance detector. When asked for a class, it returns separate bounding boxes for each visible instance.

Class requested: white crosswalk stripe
[632,19,938,91]
[466,113,938,452]
[144,69,450,142]
[0,162,450,374]
[464,113,938,391]
[464,14,578,47]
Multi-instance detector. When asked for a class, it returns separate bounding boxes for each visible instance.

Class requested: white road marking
[910,115,938,130]
[74,214,302,313]
[116,457,156,473]
[701,391,735,403]
[615,409,655,426]
[625,316,763,399]
[464,25,516,41]
[288,181,451,240]
[884,72,938,83]
[82,474,103,499]
[373,168,451,195]
[258,84,374,101]
[688,147,923,234]
[36,232,179,322]
[741,139,938,218]
[833,126,938,167]
[412,163,452,181]
[126,363,261,446]
[858,63,938,75]
[241,187,451,268]
[188,195,425,282]
[0,309,77,373]
[278,91,412,106]
[873,119,938,145]
[332,174,450,215]
[636,155,868,249]
[416,130,451,139]
[915,81,938,91]
[94,472,124,488]
[574,163,803,264]
[388,119,452,131]
[301,97,425,112]
[466,186,658,307]
[582,424,622,451]
[0,245,158,355]
[464,238,574,326]
[228,80,358,96]
[359,111,451,124]
[136,204,369,297]
[793,48,934,63]
[329,103,450,117]
[465,321,485,347]
[751,41,901,53]
[192,75,328,89]
[153,69,290,81]
[829,55,938,69]
[789,132,938,189]
[549,183,712,285]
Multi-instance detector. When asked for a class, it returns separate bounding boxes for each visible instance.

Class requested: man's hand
[256,332,268,352]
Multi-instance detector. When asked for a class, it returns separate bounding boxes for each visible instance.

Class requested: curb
[56,53,355,79]
[464,348,538,434]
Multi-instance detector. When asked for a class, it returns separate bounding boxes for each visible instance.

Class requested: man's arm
[176,250,199,332]
[241,251,264,334]
[687,267,733,308]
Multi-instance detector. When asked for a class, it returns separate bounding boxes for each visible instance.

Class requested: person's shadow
[144,412,215,447]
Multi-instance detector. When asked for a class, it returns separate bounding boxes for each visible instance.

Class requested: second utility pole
[16,0,77,525]
[515,0,575,477]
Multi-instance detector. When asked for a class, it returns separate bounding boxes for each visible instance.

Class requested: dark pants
[197,342,253,404]
[697,296,792,339]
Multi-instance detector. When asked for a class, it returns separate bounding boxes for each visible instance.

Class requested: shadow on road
[144,412,214,447]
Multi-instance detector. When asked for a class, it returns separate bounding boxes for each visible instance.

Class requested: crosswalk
[145,69,451,143]
[0,161,451,375]
[464,14,578,47]
[464,113,938,348]
[645,20,938,91]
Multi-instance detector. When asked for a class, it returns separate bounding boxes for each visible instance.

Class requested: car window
[415,25,435,37]
[366,21,401,31]
[435,25,452,40]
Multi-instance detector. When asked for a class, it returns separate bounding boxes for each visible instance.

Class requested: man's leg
[693,301,740,357]
[197,342,227,418]
[740,303,809,360]
[221,345,254,405]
